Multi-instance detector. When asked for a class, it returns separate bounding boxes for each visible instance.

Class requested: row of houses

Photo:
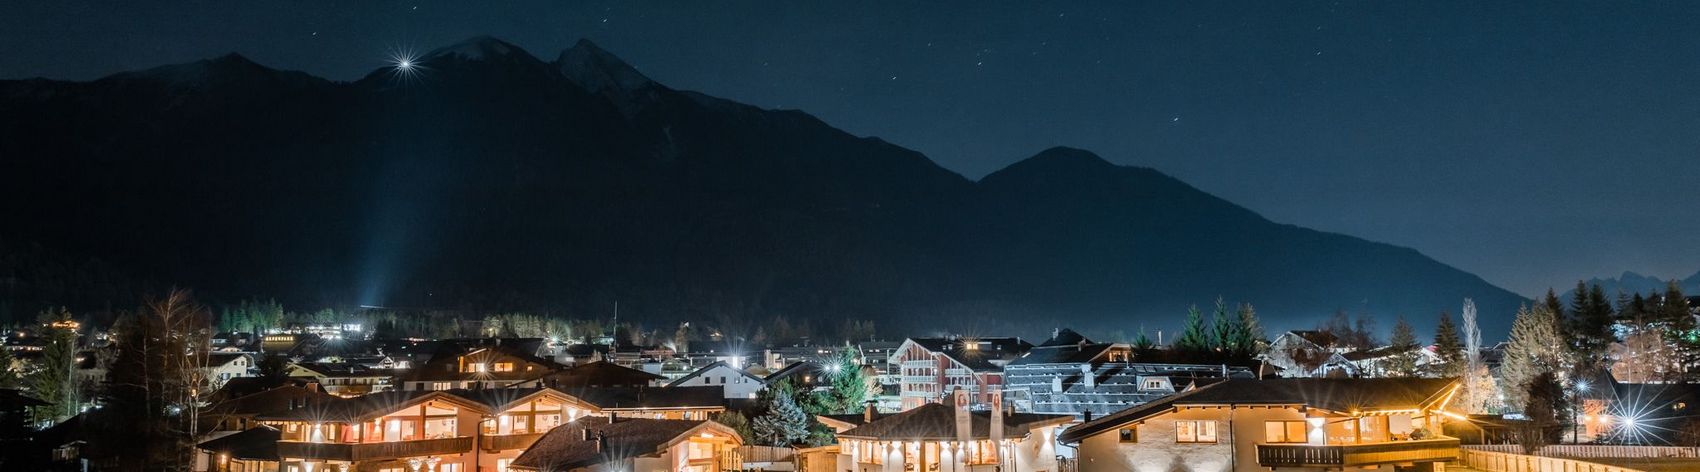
[891,329,1254,417]
[194,382,736,472]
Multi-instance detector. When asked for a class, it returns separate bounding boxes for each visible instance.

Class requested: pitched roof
[667,361,763,387]
[253,389,487,422]
[569,386,726,410]
[538,361,665,388]
[904,337,1032,371]
[1009,343,1117,366]
[207,352,250,367]
[1058,378,1459,443]
[834,403,1073,441]
[196,426,281,461]
[510,417,724,471]
[1284,330,1339,347]
[407,342,565,382]
[447,387,577,412]
[203,384,342,419]
[1037,328,1092,347]
[291,362,390,377]
[763,361,823,384]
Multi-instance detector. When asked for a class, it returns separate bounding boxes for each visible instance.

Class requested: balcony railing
[1256,437,1460,467]
[480,432,546,452]
[278,437,474,462]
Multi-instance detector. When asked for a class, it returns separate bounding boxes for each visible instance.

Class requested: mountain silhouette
[0,37,1527,338]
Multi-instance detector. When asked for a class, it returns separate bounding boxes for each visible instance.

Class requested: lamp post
[1571,380,1589,444]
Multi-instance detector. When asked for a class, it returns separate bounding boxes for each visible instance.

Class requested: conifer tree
[1383,316,1421,377]
[1432,311,1465,377]
[1175,305,1211,354]
[1660,281,1697,381]
[1238,303,1267,357]
[1132,328,1155,351]
[1210,297,1242,354]
[752,381,810,446]
[1568,283,1616,374]
[1502,303,1566,411]
[29,307,79,423]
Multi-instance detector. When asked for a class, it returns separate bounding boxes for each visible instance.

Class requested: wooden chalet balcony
[277,437,474,462]
[1256,437,1460,468]
[479,432,546,452]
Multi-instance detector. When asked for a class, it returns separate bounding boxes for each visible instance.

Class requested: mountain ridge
[0,36,1529,338]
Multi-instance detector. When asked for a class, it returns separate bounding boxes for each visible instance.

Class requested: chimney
[1082,410,1093,422]
[953,388,970,443]
[1082,364,1095,389]
[863,400,878,423]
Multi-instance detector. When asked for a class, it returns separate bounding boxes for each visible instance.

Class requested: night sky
[5,1,1698,296]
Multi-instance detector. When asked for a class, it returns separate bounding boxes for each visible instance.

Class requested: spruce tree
[752,381,810,446]
[1175,305,1211,354]
[1569,283,1616,374]
[1661,281,1698,381]
[1432,311,1465,377]
[1132,328,1155,351]
[1383,316,1421,377]
[1210,297,1241,354]
[817,348,869,414]
[1502,303,1566,411]
[1237,303,1267,357]
[29,308,79,423]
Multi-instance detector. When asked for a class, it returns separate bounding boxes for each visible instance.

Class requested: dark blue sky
[6,1,1698,296]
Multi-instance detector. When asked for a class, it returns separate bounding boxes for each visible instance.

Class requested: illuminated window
[465,363,488,373]
[1264,421,1308,443]
[688,441,714,459]
[432,382,452,391]
[1176,420,1217,443]
[495,459,511,472]
[856,441,884,464]
[494,362,515,372]
[1118,427,1137,443]
[966,441,998,464]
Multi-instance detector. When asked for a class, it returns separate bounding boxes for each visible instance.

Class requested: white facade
[669,362,765,399]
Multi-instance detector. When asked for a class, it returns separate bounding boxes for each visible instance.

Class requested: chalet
[814,388,1073,472]
[403,342,566,391]
[286,362,396,397]
[570,386,727,421]
[891,337,1031,410]
[507,417,743,472]
[520,361,666,390]
[198,388,597,472]
[667,361,765,400]
[1058,378,1462,472]
[1003,328,1251,418]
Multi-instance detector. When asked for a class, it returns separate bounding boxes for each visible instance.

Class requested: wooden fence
[1458,447,1646,472]
[1465,444,1700,459]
